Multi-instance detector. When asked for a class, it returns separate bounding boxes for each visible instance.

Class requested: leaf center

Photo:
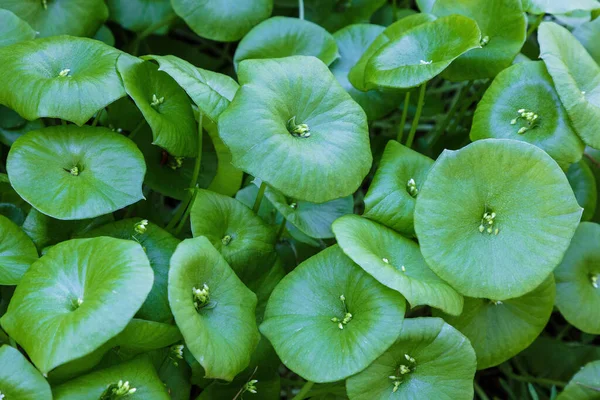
[287,116,311,138]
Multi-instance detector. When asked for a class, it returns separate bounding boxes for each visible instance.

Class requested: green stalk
[397,91,411,143]
[474,382,490,400]
[253,181,267,214]
[405,82,427,148]
[298,0,305,19]
[429,81,474,146]
[91,109,103,127]
[276,217,287,241]
[504,373,566,388]
[174,189,197,236]
[128,119,146,140]
[291,381,314,400]
[526,13,544,39]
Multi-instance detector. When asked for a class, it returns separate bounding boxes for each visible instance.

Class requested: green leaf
[234,17,339,69]
[363,140,434,236]
[0,345,52,400]
[52,356,170,400]
[539,22,600,149]
[142,55,239,124]
[205,119,244,197]
[117,56,198,157]
[330,24,403,121]
[260,245,406,382]
[556,360,600,400]
[107,0,175,34]
[346,317,476,399]
[264,186,352,239]
[93,25,115,46]
[0,9,36,47]
[364,15,482,89]
[431,0,527,81]
[190,189,275,283]
[0,214,37,285]
[0,36,126,125]
[218,56,371,203]
[524,0,600,14]
[567,161,598,221]
[433,276,555,370]
[304,0,387,33]
[171,0,273,42]
[471,61,584,170]
[554,222,600,334]
[333,215,463,316]
[79,218,180,323]
[414,139,582,300]
[0,0,109,37]
[0,237,154,374]
[168,236,260,381]
[7,125,146,220]
[573,17,600,65]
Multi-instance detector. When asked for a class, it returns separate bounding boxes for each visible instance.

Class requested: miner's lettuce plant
[0,0,599,399]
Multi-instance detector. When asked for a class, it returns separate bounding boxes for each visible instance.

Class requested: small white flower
[59,68,71,77]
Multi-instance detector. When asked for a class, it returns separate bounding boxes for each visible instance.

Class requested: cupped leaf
[260,245,406,383]
[218,56,371,203]
[0,111,44,147]
[304,0,386,33]
[0,0,109,37]
[265,186,352,239]
[331,24,403,121]
[557,360,600,400]
[524,0,600,14]
[431,0,527,81]
[348,13,436,91]
[573,17,600,65]
[554,222,600,334]
[0,214,37,285]
[364,15,482,90]
[346,317,476,400]
[414,139,582,300]
[567,161,598,221]
[363,140,434,236]
[79,218,180,323]
[433,276,555,370]
[539,22,600,149]
[142,55,239,124]
[171,0,273,42]
[0,237,154,374]
[168,236,260,381]
[234,17,339,69]
[117,56,198,157]
[333,215,463,316]
[471,61,584,170]
[0,36,126,125]
[190,189,275,282]
[0,345,52,400]
[107,0,175,34]
[52,356,170,400]
[7,125,146,220]
[0,9,35,47]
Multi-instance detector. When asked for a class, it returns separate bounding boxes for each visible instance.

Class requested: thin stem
[298,0,305,19]
[556,324,571,340]
[392,0,397,20]
[253,181,267,214]
[429,81,474,146]
[165,193,192,231]
[474,382,490,400]
[128,119,146,140]
[174,189,197,236]
[189,112,203,192]
[276,217,287,241]
[91,109,104,127]
[291,381,314,400]
[397,91,411,143]
[504,372,566,388]
[232,367,259,400]
[405,82,427,148]
[527,13,544,39]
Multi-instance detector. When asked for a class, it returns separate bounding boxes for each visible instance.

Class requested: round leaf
[573,17,600,65]
[260,245,406,383]
[557,360,600,400]
[363,140,434,236]
[0,0,109,37]
[0,36,126,125]
[234,17,339,69]
[539,22,600,149]
[304,0,386,33]
[0,237,154,374]
[414,139,582,300]
[431,0,527,81]
[433,276,555,370]
[7,125,146,220]
[218,56,371,203]
[471,61,584,170]
[168,236,260,381]
[364,15,482,90]
[171,0,273,42]
[0,214,37,285]
[107,0,174,34]
[346,318,476,400]
[0,9,35,47]
[524,0,600,14]
[0,345,52,400]
[330,24,403,121]
[554,222,600,334]
[567,161,598,221]
[333,215,463,316]
[117,57,198,157]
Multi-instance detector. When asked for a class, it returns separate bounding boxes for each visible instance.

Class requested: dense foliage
[0,0,599,399]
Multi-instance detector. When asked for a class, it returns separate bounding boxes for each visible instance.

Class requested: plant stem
[505,373,566,388]
[189,113,204,193]
[527,13,544,39]
[276,217,287,241]
[405,82,427,148]
[253,181,267,214]
[298,0,304,19]
[392,0,397,20]
[397,91,411,143]
[429,81,474,146]
[174,189,197,236]
[291,381,314,400]
[128,119,146,140]
[474,382,490,400]
[92,109,103,127]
